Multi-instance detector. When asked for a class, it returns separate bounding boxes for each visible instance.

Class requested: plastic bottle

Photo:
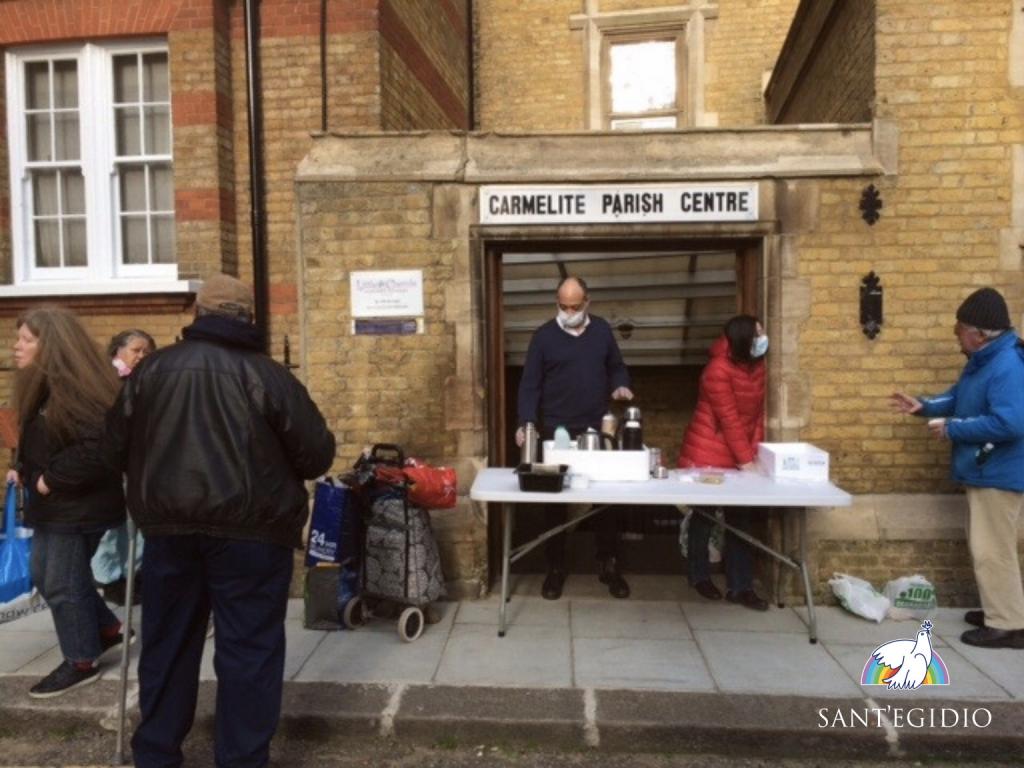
[553,425,571,449]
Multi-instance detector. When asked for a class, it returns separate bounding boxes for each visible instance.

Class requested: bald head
[557,276,588,310]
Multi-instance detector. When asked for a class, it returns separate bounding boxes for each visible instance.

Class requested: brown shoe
[693,580,723,601]
[964,610,985,628]
[960,627,1024,649]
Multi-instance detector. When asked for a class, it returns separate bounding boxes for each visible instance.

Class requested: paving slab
[682,600,807,633]
[573,637,716,692]
[455,595,569,628]
[0,631,58,673]
[938,635,1024,699]
[696,629,862,697]
[570,598,690,640]
[434,623,571,687]
[825,642,1010,701]
[793,606,950,646]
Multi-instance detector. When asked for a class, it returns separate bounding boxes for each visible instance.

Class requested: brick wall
[766,0,875,124]
[380,0,469,130]
[707,0,800,125]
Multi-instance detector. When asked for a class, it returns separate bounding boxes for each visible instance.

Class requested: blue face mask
[751,334,769,358]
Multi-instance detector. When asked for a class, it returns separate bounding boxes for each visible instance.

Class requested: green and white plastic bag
[884,574,937,620]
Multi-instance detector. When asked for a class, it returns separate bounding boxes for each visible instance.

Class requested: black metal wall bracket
[860,184,883,225]
[860,271,883,340]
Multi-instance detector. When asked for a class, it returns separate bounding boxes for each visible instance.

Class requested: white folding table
[469,467,852,643]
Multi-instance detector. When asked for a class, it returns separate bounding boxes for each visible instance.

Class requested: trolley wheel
[341,597,365,629]
[397,606,424,642]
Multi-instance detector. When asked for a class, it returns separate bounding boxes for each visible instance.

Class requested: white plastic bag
[829,573,890,623]
[0,587,49,626]
[884,574,937,620]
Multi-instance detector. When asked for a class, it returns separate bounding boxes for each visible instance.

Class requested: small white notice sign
[479,183,759,225]
[350,270,424,318]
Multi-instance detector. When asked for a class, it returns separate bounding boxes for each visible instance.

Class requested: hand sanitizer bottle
[553,425,571,450]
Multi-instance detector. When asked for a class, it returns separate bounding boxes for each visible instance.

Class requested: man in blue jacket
[515,276,634,600]
[892,287,1024,649]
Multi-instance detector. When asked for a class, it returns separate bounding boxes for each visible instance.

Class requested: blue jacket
[918,330,1024,492]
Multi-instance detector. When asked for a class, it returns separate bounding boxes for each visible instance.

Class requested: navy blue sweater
[517,315,631,431]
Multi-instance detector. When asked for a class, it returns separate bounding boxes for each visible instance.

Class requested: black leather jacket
[17,409,125,533]
[107,314,336,549]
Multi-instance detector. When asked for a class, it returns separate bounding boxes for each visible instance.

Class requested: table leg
[799,508,818,644]
[499,504,511,638]
[776,509,788,608]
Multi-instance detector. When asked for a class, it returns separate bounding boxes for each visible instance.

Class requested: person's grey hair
[107,329,156,358]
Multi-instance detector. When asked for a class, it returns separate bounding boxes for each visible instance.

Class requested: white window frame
[5,39,181,295]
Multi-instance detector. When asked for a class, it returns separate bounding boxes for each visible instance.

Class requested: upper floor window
[6,41,174,287]
[606,37,682,130]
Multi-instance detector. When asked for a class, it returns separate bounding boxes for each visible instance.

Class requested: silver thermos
[521,422,539,465]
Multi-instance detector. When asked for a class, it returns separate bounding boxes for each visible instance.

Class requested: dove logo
[861,620,950,689]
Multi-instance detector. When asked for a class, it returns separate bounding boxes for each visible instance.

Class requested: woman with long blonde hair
[11,306,129,698]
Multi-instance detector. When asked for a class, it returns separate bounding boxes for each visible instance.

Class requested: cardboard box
[757,442,830,481]
[542,441,650,482]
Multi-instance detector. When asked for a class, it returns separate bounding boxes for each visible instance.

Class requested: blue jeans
[688,506,756,593]
[91,523,144,584]
[31,529,121,664]
[132,534,293,768]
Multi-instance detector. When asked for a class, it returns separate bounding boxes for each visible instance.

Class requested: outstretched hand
[514,427,525,447]
[611,387,634,401]
[890,392,922,415]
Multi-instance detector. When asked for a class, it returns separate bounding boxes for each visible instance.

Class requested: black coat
[17,410,125,533]
[106,314,336,549]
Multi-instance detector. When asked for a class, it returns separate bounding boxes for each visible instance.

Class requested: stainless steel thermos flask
[521,421,539,465]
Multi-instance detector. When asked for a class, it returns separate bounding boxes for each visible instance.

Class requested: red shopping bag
[402,460,457,509]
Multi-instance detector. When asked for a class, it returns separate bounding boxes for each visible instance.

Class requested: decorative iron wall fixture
[860,271,883,339]
[860,184,882,225]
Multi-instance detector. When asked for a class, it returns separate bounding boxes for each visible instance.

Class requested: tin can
[649,447,662,475]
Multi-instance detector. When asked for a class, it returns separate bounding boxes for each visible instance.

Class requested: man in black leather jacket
[107,274,335,768]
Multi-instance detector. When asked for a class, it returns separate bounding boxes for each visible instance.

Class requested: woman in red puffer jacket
[677,315,769,611]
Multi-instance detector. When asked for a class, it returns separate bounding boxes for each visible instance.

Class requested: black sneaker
[100,628,136,658]
[28,661,100,699]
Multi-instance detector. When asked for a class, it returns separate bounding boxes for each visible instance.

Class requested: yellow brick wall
[707,0,800,125]
[794,0,1023,494]
[474,0,799,130]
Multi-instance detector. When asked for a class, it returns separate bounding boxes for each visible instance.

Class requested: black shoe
[964,610,985,628]
[28,661,100,699]
[541,569,567,600]
[960,627,1024,649]
[598,559,630,599]
[693,580,723,601]
[100,579,126,607]
[100,628,136,658]
[726,589,769,612]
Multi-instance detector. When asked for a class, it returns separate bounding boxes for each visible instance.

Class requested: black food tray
[515,463,569,492]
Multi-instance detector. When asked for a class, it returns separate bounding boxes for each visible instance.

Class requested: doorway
[483,235,763,583]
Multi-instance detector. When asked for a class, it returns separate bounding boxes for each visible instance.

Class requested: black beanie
[956,287,1011,331]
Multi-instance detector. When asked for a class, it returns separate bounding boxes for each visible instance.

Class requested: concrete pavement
[1,575,1022,762]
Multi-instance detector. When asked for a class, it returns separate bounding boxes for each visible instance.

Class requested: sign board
[350,270,424,318]
[479,183,759,225]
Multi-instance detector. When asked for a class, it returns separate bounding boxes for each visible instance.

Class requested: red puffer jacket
[677,336,765,468]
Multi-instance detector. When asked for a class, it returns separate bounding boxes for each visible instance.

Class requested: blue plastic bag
[0,482,31,604]
[305,478,357,567]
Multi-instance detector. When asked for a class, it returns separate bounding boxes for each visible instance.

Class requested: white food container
[757,442,830,481]
[543,441,650,482]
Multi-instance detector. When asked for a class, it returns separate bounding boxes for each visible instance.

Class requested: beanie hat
[196,273,254,318]
[956,287,1011,331]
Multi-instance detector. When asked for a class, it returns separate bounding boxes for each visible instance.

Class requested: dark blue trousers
[688,506,757,593]
[131,534,293,768]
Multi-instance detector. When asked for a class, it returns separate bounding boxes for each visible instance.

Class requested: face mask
[557,307,587,329]
[750,334,769,358]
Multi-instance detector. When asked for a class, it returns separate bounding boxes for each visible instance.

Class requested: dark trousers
[688,506,756,593]
[31,529,120,663]
[131,534,293,768]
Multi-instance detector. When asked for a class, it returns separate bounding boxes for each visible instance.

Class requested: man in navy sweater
[516,276,634,599]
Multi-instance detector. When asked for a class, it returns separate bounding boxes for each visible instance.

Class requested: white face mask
[557,306,587,329]
[750,334,769,358]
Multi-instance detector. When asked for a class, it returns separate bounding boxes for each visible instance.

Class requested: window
[606,37,683,130]
[6,41,175,289]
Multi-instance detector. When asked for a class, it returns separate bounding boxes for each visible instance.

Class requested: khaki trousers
[965,486,1024,630]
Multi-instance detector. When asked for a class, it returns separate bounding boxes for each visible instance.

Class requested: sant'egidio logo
[861,620,950,689]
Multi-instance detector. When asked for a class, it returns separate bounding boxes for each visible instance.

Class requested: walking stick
[113,518,138,766]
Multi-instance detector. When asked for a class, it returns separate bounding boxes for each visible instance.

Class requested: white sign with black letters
[350,269,424,318]
[479,183,759,225]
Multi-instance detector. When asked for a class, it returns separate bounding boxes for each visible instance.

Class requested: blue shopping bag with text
[0,482,31,604]
[305,478,356,567]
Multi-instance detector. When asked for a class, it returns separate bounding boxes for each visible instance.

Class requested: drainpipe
[243,0,269,350]
[466,0,475,129]
[320,0,328,132]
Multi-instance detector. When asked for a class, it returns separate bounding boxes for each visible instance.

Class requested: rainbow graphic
[861,650,950,686]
